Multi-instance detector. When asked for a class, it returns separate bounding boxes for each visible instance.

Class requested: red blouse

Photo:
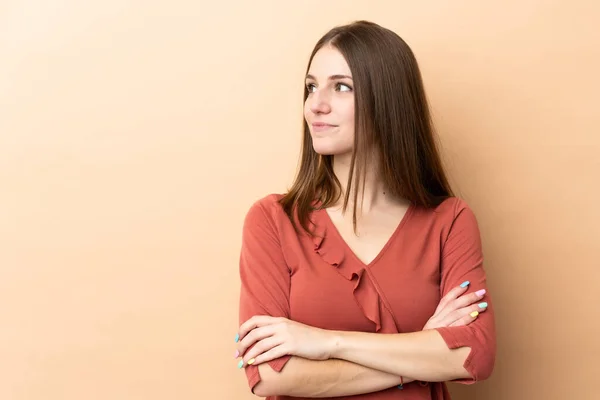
[239,193,496,399]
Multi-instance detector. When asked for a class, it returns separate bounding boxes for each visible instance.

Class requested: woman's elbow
[475,349,496,381]
[251,364,287,397]
[252,382,272,398]
[464,343,496,383]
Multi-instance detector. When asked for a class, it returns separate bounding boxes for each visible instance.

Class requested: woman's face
[304,45,355,156]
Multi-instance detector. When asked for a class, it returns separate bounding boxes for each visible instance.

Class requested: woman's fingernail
[476,289,486,296]
[478,302,488,309]
[234,333,239,343]
[234,350,239,358]
[247,358,256,365]
[460,281,470,288]
[470,311,479,318]
[237,360,244,369]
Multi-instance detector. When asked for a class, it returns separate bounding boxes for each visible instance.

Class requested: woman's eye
[336,83,352,92]
[306,82,352,93]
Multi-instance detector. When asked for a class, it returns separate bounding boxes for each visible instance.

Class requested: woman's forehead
[307,46,352,79]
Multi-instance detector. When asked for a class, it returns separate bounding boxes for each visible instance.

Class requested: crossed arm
[248,328,471,398]
[237,199,496,397]
[255,357,407,398]
[238,281,487,398]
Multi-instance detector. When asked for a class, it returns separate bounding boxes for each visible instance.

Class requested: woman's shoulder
[432,196,473,215]
[248,192,285,211]
[408,196,481,243]
[243,193,287,224]
[415,196,478,225]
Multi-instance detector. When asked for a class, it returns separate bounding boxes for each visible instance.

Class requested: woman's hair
[279,20,454,234]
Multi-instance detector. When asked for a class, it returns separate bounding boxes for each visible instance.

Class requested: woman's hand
[422,281,488,330]
[235,316,335,367]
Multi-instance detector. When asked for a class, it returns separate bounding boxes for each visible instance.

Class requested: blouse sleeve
[434,199,497,384]
[238,197,292,392]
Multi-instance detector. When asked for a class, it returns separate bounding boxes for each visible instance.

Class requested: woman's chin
[311,142,352,156]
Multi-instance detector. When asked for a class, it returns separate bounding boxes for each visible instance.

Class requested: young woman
[235,20,496,399]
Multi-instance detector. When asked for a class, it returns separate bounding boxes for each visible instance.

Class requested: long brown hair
[279,20,454,235]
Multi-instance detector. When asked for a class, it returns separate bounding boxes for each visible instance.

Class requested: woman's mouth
[311,122,337,132]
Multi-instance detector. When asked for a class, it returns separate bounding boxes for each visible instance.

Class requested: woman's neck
[332,153,398,213]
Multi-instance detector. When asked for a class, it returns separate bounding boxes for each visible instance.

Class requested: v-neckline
[319,203,415,268]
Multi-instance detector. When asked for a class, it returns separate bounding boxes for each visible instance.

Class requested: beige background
[1,1,599,399]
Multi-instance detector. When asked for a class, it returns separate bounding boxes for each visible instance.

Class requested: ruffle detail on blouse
[312,222,345,267]
[311,216,398,334]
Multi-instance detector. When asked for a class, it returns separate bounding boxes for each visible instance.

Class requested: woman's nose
[309,91,331,114]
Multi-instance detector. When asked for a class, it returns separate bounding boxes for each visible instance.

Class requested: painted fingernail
[234,350,239,358]
[247,358,256,365]
[470,311,479,318]
[478,302,488,309]
[234,333,239,343]
[460,281,470,288]
[237,360,244,369]
[475,289,486,296]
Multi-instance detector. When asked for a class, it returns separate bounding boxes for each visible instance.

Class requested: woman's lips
[311,122,337,132]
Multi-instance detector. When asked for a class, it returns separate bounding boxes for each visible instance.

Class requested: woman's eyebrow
[305,74,353,81]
